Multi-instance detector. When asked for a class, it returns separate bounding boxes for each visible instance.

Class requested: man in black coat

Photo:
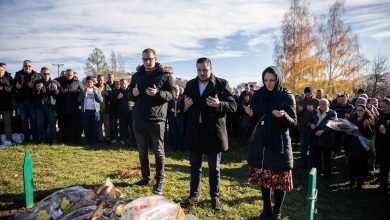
[181,57,237,211]
[113,79,134,146]
[13,60,42,142]
[0,65,13,143]
[56,69,82,144]
[128,48,176,195]
[375,98,390,194]
[32,67,60,144]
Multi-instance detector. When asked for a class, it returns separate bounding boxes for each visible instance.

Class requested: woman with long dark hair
[244,66,297,220]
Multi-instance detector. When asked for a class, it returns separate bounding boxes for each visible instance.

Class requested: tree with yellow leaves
[274,0,322,94]
[316,0,368,94]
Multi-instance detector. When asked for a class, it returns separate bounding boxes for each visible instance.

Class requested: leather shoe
[153,180,163,195]
[134,178,150,186]
[212,197,222,211]
[181,195,199,207]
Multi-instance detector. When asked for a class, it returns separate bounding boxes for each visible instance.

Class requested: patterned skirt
[249,166,293,191]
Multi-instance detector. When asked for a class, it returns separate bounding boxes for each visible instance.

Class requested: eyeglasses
[42,73,50,76]
[356,109,364,112]
[142,58,155,62]
[24,65,32,67]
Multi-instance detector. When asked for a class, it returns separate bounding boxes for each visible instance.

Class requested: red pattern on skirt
[249,166,293,191]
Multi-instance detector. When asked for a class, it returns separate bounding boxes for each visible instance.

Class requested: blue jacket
[78,88,103,112]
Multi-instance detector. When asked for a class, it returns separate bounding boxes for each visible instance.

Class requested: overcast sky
[1,0,389,87]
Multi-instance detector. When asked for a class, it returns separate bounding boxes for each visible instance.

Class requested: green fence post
[307,168,317,220]
[23,150,34,208]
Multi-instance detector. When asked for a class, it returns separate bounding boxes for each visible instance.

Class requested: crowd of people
[0,49,389,219]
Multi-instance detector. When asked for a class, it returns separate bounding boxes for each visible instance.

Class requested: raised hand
[51,83,57,91]
[16,82,22,89]
[146,84,158,96]
[272,110,285,118]
[379,125,387,134]
[133,83,139,97]
[243,105,253,117]
[206,94,220,108]
[184,95,193,109]
[36,83,43,90]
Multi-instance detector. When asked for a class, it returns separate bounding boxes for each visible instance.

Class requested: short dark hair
[357,88,365,94]
[40,67,50,73]
[0,62,6,66]
[142,48,156,56]
[381,98,390,105]
[196,57,212,68]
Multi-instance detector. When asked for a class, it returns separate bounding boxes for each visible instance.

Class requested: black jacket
[113,88,133,114]
[331,103,354,119]
[32,79,60,110]
[0,74,13,111]
[57,76,82,114]
[247,66,297,171]
[129,63,176,121]
[13,69,41,102]
[344,113,375,157]
[375,111,390,158]
[183,74,237,153]
[308,109,337,148]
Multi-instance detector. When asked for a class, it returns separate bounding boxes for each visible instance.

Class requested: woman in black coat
[345,104,375,189]
[244,66,297,220]
[308,99,337,178]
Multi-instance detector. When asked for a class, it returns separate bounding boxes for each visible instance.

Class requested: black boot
[272,189,285,220]
[260,187,272,220]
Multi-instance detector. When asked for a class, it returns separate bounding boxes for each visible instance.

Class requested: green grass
[0,139,389,220]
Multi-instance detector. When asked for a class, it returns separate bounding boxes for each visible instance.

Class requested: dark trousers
[18,101,38,141]
[109,113,118,141]
[347,155,369,186]
[311,146,332,176]
[133,119,165,181]
[36,106,57,142]
[61,113,81,144]
[81,110,100,145]
[168,115,184,150]
[118,112,133,141]
[379,153,389,192]
[190,151,221,198]
[299,132,309,167]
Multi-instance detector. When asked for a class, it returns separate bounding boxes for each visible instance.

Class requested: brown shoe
[181,196,199,207]
[212,197,222,211]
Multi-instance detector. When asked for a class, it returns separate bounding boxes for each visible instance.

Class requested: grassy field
[0,139,389,220]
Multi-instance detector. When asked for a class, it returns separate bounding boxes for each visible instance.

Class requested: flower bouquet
[326,118,372,151]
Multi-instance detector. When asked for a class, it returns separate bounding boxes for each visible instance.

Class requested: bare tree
[110,50,126,75]
[117,53,125,73]
[365,53,390,97]
[316,0,368,93]
[274,0,322,94]
[85,48,109,76]
[110,50,118,73]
